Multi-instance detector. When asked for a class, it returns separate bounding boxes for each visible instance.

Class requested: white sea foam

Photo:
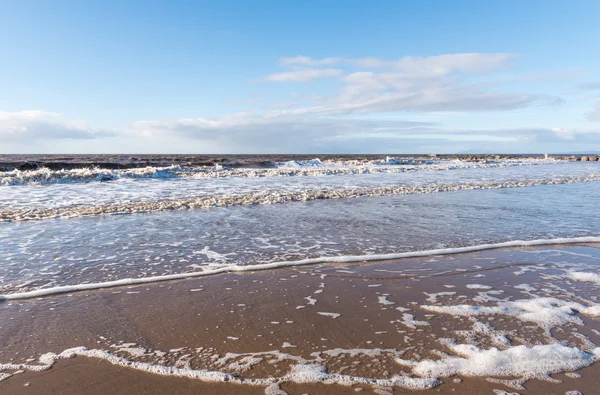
[264,383,287,395]
[2,237,599,300]
[424,292,457,303]
[0,346,441,391]
[304,296,317,306]
[398,343,598,379]
[492,390,520,395]
[311,348,405,359]
[455,321,512,348]
[473,290,505,303]
[317,312,341,319]
[514,284,536,292]
[377,296,395,305]
[0,166,181,186]
[466,284,493,290]
[3,173,600,222]
[567,272,600,286]
[422,297,600,330]
[582,305,600,317]
[0,157,562,187]
[397,314,430,329]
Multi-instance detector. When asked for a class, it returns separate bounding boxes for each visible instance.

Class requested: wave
[0,165,181,186]
[2,174,599,222]
[1,236,598,300]
[11,342,598,389]
[0,346,440,390]
[0,158,561,186]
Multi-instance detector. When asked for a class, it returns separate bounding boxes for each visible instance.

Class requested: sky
[1,0,600,154]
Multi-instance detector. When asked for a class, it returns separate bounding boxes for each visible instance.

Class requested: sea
[2,154,600,393]
[0,154,599,299]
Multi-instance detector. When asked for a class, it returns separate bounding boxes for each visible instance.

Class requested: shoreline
[2,237,599,300]
[2,244,600,394]
[1,153,598,172]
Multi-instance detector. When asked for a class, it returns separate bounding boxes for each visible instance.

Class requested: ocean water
[0,157,599,297]
[2,156,600,392]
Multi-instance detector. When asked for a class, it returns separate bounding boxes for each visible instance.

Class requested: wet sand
[9,357,597,395]
[2,245,600,394]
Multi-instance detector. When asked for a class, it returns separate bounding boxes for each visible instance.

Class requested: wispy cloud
[589,102,600,121]
[350,53,515,74]
[4,108,599,154]
[579,82,600,91]
[0,111,112,141]
[261,53,559,114]
[3,53,597,154]
[278,53,514,73]
[279,56,342,67]
[263,68,344,82]
[131,112,600,153]
[132,114,436,152]
[519,71,585,82]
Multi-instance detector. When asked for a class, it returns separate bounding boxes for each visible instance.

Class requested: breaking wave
[2,174,600,222]
[0,157,560,186]
[1,236,598,300]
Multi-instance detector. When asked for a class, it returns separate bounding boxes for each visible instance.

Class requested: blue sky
[1,0,600,153]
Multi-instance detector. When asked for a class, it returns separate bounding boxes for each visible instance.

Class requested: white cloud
[519,71,584,82]
[0,111,111,140]
[263,68,344,82]
[132,113,437,152]
[3,109,599,154]
[551,127,575,139]
[589,101,600,121]
[1,53,589,154]
[279,56,342,67]
[261,78,552,115]
[131,112,600,154]
[262,53,556,114]
[132,113,434,136]
[328,81,544,114]
[278,53,513,74]
[579,82,600,91]
[351,53,514,75]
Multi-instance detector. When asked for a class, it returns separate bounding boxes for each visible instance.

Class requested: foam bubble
[264,383,287,395]
[398,343,598,379]
[422,297,596,330]
[4,174,600,222]
[2,237,599,300]
[397,314,430,329]
[378,296,395,305]
[0,346,441,391]
[317,312,341,319]
[567,272,600,286]
[0,157,562,187]
[514,284,536,292]
[466,284,492,290]
[424,292,457,303]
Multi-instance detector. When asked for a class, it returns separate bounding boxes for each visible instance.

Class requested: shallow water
[1,159,598,220]
[2,246,600,394]
[0,160,599,295]
[2,158,600,393]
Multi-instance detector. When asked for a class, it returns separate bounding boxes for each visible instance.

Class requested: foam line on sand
[1,236,599,300]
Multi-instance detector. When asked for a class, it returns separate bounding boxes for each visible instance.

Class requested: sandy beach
[3,0,600,392]
[2,244,600,394]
